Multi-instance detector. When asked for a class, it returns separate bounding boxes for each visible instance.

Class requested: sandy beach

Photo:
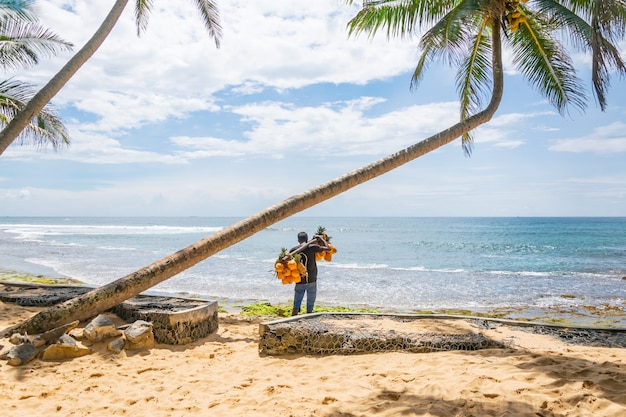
[1,300,625,417]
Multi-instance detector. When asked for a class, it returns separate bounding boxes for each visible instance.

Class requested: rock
[124,320,154,350]
[107,337,126,354]
[68,327,84,340]
[6,343,40,366]
[9,333,29,345]
[31,336,46,348]
[0,344,10,360]
[41,334,91,361]
[83,314,122,342]
[32,320,79,348]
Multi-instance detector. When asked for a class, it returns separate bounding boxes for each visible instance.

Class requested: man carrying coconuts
[290,231,330,316]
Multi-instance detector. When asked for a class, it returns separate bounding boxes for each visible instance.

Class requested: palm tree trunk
[1,20,504,337]
[0,0,129,156]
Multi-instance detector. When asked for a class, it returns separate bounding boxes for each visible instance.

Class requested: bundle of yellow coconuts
[274,250,307,285]
[505,0,527,33]
[315,226,338,262]
[274,226,338,285]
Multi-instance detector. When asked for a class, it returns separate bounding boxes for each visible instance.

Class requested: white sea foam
[0,223,223,237]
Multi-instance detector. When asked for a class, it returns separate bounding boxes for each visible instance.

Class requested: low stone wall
[259,313,626,356]
[111,296,218,345]
[258,313,507,356]
[0,284,90,306]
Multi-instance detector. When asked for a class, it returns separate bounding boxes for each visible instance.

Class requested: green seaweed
[0,272,83,286]
[240,302,292,317]
[239,302,379,318]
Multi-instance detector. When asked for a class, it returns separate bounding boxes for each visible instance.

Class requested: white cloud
[471,111,557,148]
[171,98,460,160]
[2,189,31,200]
[549,122,626,153]
[4,130,187,164]
[18,1,418,137]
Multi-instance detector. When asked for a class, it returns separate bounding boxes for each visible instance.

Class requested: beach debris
[124,320,155,350]
[41,334,91,361]
[5,342,39,366]
[107,337,125,354]
[83,314,121,342]
[31,320,79,348]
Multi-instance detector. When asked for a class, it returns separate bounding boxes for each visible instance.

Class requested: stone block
[6,343,39,366]
[111,296,218,345]
[41,335,91,361]
[124,320,155,350]
[84,314,122,342]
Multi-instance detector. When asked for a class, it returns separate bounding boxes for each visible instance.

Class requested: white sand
[1,302,625,416]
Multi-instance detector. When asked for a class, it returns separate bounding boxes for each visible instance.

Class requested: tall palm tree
[0,0,222,156]
[3,0,625,336]
[0,0,73,149]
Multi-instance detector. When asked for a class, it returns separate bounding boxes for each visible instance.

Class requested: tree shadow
[313,346,626,417]
[320,390,559,417]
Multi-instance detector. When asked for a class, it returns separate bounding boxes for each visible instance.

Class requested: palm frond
[411,0,483,88]
[534,0,626,110]
[457,19,492,154]
[346,0,456,39]
[192,0,222,48]
[30,111,70,148]
[0,0,36,22]
[134,0,153,36]
[0,15,73,71]
[507,10,587,114]
[0,79,69,148]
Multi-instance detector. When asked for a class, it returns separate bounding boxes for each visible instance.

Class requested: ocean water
[0,217,624,323]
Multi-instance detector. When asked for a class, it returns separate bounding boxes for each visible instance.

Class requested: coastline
[0,253,71,280]
[1,267,625,328]
[1,217,623,326]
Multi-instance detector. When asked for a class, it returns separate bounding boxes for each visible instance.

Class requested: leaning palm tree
[0,0,73,149]
[0,0,222,156]
[3,0,625,336]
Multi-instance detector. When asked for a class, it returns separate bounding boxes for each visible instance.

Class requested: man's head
[297,232,308,243]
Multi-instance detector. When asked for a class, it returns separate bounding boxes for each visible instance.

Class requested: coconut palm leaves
[135,0,222,46]
[0,0,72,149]
[535,0,626,111]
[505,3,587,114]
[347,0,626,153]
[0,0,73,71]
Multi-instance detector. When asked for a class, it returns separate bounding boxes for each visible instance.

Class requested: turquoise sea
[0,217,624,325]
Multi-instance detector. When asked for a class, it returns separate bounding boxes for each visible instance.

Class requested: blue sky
[1,1,625,217]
